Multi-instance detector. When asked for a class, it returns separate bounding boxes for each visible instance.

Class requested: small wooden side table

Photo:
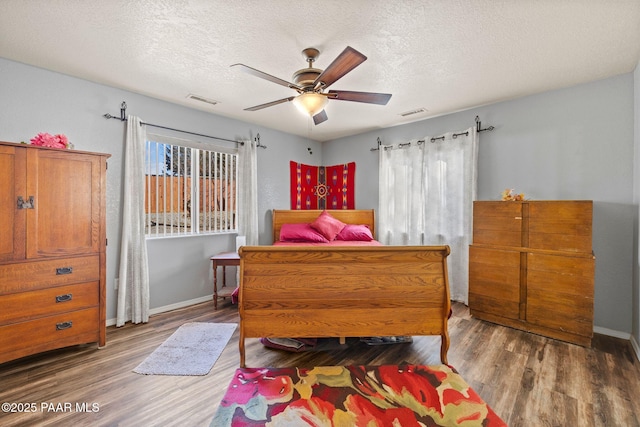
[210,252,240,309]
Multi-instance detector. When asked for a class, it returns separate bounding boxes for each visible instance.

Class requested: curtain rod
[103,101,267,148]
[370,115,494,151]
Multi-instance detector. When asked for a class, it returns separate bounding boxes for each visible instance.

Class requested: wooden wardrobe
[0,141,109,363]
[469,200,595,346]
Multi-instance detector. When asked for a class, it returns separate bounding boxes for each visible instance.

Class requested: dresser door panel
[472,202,523,247]
[526,252,594,337]
[528,202,593,253]
[0,145,26,262]
[469,246,521,320]
[25,150,102,258]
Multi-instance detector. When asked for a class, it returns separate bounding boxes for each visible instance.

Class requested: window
[144,136,238,237]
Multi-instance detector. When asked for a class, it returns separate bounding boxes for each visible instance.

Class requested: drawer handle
[56,321,73,331]
[55,293,73,303]
[56,267,73,275]
[17,195,35,209]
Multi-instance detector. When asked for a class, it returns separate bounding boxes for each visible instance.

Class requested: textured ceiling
[1,0,639,142]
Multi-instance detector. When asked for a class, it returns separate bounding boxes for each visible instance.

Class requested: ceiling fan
[231,46,392,125]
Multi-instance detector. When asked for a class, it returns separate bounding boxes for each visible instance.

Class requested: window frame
[144,134,238,239]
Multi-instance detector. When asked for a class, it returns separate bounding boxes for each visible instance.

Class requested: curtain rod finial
[475,115,494,132]
[120,101,127,121]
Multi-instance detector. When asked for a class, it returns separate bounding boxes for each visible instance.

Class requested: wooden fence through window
[144,175,236,214]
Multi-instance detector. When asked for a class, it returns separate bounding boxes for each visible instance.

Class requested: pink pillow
[336,224,374,241]
[279,223,329,243]
[310,210,346,241]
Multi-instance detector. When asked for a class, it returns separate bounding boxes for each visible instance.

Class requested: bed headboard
[272,209,376,242]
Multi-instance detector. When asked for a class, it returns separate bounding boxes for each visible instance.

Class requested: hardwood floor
[1,300,639,426]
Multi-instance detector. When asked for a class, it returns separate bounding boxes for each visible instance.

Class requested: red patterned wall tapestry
[290,161,356,210]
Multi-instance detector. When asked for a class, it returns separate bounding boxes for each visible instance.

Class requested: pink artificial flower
[30,132,50,146]
[30,132,69,149]
[54,134,68,148]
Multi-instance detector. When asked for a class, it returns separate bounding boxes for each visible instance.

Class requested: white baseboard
[106,295,213,327]
[593,325,631,340]
[593,326,640,362]
[631,335,640,362]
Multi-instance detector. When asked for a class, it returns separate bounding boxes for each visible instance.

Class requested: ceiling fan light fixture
[235,46,390,125]
[292,92,328,117]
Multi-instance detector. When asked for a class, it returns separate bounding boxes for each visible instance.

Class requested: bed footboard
[238,245,451,367]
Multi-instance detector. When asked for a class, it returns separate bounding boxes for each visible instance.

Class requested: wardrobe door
[0,145,26,262]
[472,201,523,247]
[25,149,103,259]
[469,245,521,320]
[527,201,592,253]
[526,252,594,340]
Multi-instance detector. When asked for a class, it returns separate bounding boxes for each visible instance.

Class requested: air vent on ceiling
[399,107,427,117]
[186,94,219,106]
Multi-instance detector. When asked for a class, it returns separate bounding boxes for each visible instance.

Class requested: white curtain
[379,127,478,303]
[116,115,150,327]
[238,139,259,245]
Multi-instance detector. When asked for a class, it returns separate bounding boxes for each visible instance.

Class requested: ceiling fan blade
[313,46,367,89]
[313,110,328,125]
[231,64,302,90]
[244,96,295,111]
[327,90,392,105]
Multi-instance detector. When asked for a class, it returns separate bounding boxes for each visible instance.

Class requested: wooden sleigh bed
[237,209,451,368]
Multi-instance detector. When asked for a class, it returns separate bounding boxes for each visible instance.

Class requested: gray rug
[133,322,237,376]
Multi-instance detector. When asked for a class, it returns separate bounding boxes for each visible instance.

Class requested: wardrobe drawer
[0,307,100,363]
[0,255,99,294]
[0,282,99,325]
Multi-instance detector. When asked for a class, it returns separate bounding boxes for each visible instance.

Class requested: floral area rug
[211,364,506,426]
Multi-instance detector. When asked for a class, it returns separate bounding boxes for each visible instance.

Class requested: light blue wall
[1,56,637,338]
[324,74,635,336]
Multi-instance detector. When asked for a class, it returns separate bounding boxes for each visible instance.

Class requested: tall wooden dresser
[0,141,109,363]
[469,200,595,346]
